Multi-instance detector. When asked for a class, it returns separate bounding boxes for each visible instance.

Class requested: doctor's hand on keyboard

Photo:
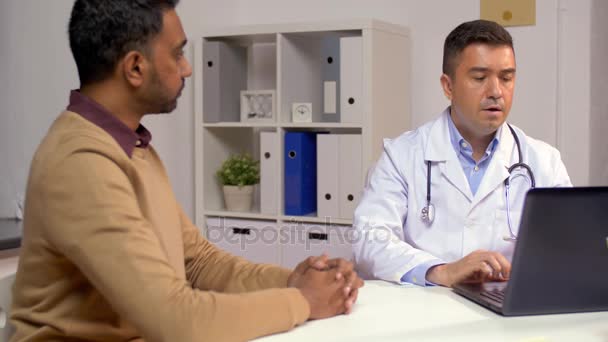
[426,250,512,287]
[288,255,364,319]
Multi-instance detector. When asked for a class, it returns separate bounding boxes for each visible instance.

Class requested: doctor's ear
[440,73,453,101]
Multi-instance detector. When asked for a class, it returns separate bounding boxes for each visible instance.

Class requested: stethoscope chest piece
[421,203,435,224]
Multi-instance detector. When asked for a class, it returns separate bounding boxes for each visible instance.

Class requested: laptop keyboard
[480,288,506,304]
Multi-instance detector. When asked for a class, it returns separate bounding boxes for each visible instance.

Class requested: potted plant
[216,153,260,211]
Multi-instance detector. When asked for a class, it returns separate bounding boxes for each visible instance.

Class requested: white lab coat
[353,108,572,283]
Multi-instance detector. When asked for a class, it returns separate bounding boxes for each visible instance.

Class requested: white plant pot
[222,185,254,212]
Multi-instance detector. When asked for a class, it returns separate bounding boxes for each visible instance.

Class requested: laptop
[453,187,608,316]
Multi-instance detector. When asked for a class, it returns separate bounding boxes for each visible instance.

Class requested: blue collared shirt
[401,113,501,286]
[447,114,501,196]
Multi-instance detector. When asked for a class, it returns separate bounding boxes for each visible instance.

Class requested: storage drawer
[280,223,353,269]
[206,217,279,265]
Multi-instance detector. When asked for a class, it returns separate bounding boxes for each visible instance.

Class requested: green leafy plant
[216,153,260,187]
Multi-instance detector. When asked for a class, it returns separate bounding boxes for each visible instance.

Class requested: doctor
[353,20,571,287]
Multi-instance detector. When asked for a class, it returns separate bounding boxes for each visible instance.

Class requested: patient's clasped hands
[288,254,364,319]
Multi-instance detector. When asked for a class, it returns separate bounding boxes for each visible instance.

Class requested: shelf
[202,211,353,226]
[202,122,362,129]
[204,210,278,221]
[280,215,353,226]
[281,122,362,129]
[194,19,410,245]
[201,19,409,38]
[203,122,278,128]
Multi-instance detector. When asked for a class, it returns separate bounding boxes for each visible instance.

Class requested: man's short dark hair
[442,19,513,77]
[68,0,180,85]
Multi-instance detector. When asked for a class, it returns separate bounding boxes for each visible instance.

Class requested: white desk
[0,256,17,280]
[256,281,608,342]
[0,253,18,342]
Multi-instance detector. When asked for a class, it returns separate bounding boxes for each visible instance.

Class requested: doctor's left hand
[287,254,364,314]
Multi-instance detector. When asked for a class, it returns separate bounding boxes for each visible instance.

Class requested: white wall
[0,0,223,219]
[0,1,78,218]
[0,0,601,219]
[557,0,592,185]
[590,0,608,185]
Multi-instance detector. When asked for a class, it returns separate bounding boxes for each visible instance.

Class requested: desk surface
[256,280,608,342]
[0,259,605,341]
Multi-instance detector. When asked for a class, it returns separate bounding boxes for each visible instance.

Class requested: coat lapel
[470,123,516,209]
[424,109,473,202]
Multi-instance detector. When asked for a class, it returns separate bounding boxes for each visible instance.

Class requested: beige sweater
[10,111,309,341]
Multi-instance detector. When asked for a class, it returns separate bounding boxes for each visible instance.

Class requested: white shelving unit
[193,19,410,267]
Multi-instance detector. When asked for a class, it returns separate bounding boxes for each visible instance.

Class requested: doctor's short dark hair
[442,19,513,78]
[68,0,180,86]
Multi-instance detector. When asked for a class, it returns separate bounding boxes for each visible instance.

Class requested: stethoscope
[420,124,536,242]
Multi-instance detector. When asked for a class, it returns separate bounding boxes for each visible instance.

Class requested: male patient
[9,1,362,341]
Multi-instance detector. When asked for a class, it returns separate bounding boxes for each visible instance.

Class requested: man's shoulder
[44,111,126,156]
[507,124,566,181]
[507,124,570,186]
[30,111,130,177]
[385,117,436,151]
[509,124,561,156]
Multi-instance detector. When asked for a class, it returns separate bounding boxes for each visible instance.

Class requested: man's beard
[143,69,184,114]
